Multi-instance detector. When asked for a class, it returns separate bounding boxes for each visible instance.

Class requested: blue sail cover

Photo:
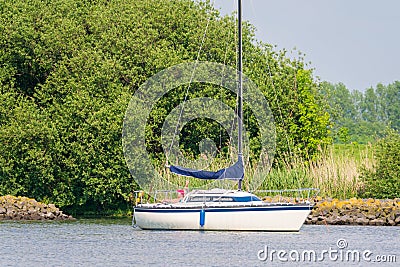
[169,158,244,180]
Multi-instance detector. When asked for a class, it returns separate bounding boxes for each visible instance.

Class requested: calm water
[0,218,399,266]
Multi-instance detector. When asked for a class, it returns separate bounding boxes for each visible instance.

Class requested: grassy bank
[2,144,377,218]
[260,143,374,199]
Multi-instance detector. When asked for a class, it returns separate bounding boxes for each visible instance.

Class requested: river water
[0,218,398,266]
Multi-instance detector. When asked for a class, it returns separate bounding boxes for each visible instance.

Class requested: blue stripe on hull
[134,205,312,213]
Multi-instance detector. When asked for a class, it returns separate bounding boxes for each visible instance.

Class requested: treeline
[0,0,355,212]
[320,81,400,143]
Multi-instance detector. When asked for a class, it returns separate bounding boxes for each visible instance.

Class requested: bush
[359,131,400,198]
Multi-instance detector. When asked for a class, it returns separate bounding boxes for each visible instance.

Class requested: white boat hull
[134,204,312,231]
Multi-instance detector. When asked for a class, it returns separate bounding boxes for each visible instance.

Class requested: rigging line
[218,5,240,162]
[218,18,232,153]
[226,0,239,162]
[244,0,295,162]
[265,52,293,158]
[243,0,293,160]
[167,0,215,162]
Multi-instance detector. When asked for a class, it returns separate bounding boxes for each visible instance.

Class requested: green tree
[377,82,400,131]
[359,131,400,198]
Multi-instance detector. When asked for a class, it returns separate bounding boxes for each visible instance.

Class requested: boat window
[232,196,261,202]
[187,196,213,202]
[215,197,234,202]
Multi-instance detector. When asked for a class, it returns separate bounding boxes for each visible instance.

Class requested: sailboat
[132,0,314,231]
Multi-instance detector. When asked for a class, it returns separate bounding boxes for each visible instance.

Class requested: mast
[168,0,245,184]
[237,0,243,190]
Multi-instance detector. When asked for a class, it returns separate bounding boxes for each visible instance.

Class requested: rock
[354,211,363,217]
[14,202,23,209]
[45,212,55,220]
[394,214,400,224]
[303,197,400,226]
[6,210,15,218]
[369,219,385,226]
[0,195,74,221]
[340,215,349,224]
[30,213,41,220]
[355,217,369,225]
[321,209,329,216]
[326,216,340,225]
[27,209,38,215]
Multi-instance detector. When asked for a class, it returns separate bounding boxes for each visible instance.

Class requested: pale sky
[213,0,400,91]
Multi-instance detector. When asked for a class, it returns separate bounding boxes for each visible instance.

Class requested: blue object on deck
[169,156,244,180]
[200,209,205,227]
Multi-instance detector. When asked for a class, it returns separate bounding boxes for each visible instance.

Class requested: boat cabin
[182,189,262,203]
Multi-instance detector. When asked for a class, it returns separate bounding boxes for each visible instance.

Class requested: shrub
[359,131,400,198]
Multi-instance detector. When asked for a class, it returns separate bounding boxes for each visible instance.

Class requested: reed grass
[154,143,375,199]
[261,143,375,199]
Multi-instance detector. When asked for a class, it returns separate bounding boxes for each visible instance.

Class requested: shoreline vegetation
[1,139,398,224]
[1,195,399,226]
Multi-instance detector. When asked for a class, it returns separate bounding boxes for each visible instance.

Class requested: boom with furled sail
[169,155,243,180]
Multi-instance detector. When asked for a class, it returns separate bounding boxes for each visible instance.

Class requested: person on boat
[176,189,185,200]
[176,180,190,201]
[163,180,189,203]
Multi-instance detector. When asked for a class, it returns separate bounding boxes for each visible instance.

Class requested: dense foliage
[320,81,400,143]
[0,0,331,212]
[359,131,400,199]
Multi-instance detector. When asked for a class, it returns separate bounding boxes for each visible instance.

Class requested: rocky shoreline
[2,195,399,225]
[305,197,400,226]
[0,195,74,221]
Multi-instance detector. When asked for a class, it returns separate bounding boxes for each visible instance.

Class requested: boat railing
[253,188,320,204]
[133,189,187,206]
[133,188,236,205]
[133,187,320,206]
